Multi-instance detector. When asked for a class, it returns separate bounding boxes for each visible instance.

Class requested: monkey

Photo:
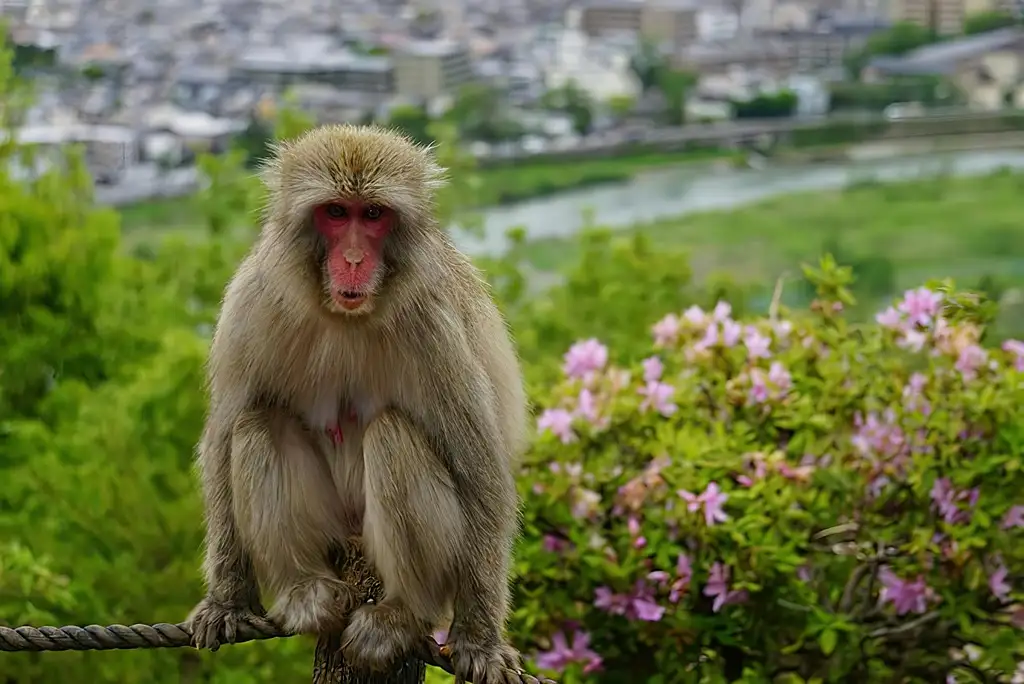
[185,124,530,683]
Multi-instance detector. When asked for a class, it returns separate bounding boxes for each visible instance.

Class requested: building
[579,0,645,36]
[674,38,798,76]
[755,14,891,71]
[890,0,1019,36]
[864,26,1024,109]
[10,123,140,183]
[392,39,474,99]
[235,37,393,93]
[640,1,704,46]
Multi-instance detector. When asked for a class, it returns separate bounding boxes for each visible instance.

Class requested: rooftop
[868,26,1024,75]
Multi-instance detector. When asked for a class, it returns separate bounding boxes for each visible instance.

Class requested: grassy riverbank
[518,169,1024,291]
[117,147,729,236]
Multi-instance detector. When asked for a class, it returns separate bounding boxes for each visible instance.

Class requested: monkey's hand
[186,595,277,651]
[443,626,524,684]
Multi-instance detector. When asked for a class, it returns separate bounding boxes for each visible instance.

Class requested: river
[454,148,1024,257]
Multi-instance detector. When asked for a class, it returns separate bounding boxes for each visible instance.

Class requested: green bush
[513,259,1024,683]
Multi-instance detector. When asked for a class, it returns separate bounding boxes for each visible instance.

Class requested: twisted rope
[0,621,555,684]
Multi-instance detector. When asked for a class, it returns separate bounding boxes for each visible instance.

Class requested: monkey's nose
[343,248,364,265]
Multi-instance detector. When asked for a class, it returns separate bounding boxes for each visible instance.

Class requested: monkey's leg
[341,409,463,672]
[231,407,360,635]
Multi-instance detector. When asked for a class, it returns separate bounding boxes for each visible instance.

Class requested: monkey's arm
[188,411,273,649]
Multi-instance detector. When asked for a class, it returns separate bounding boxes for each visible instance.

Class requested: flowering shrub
[512,258,1024,684]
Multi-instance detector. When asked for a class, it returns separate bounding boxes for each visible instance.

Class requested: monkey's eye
[325,204,347,219]
[364,205,382,220]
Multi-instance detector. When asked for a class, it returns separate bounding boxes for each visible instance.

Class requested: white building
[541,7,641,103]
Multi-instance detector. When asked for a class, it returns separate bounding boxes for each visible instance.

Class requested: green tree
[963,10,1019,34]
[656,68,696,125]
[845,21,938,77]
[385,103,434,145]
[607,94,636,119]
[231,114,274,167]
[629,40,667,93]
[541,80,595,135]
[731,90,799,118]
[445,83,524,143]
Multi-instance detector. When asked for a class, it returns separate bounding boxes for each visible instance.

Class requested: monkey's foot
[340,601,425,672]
[268,576,359,635]
[445,630,524,684]
[186,596,276,651]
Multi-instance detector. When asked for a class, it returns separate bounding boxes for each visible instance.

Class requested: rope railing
[0,620,555,684]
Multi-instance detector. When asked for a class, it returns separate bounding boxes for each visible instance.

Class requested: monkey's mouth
[336,290,368,311]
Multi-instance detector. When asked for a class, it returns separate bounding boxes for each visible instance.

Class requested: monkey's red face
[313,200,396,314]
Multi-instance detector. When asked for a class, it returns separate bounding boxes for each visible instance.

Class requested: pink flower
[898,287,943,327]
[703,562,748,612]
[1003,340,1024,371]
[676,482,729,526]
[743,326,772,359]
[851,410,906,460]
[642,356,664,383]
[768,361,791,393]
[749,370,769,403]
[712,301,732,322]
[534,629,603,675]
[876,306,904,330]
[930,477,978,525]
[903,373,931,415]
[1002,505,1024,529]
[537,408,576,444]
[670,554,693,602]
[562,338,608,380]
[878,567,935,615]
[989,563,1011,603]
[721,320,742,347]
[571,488,601,520]
[698,321,718,348]
[773,319,793,339]
[638,380,677,417]
[573,389,604,427]
[683,305,707,326]
[542,534,570,554]
[652,314,681,347]
[897,329,927,353]
[955,344,988,382]
[594,583,665,622]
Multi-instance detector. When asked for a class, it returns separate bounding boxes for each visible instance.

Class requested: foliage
[731,91,798,119]
[445,83,525,143]
[828,78,958,112]
[963,11,1020,35]
[629,41,667,94]
[845,22,938,77]
[606,95,636,120]
[542,80,595,136]
[515,259,1024,683]
[655,69,696,126]
[386,103,434,146]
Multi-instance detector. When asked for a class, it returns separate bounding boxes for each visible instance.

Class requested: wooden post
[311,541,427,684]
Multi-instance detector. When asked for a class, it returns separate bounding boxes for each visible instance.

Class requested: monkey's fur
[186,125,529,682]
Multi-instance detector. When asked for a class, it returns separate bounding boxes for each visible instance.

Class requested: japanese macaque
[186,124,529,683]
